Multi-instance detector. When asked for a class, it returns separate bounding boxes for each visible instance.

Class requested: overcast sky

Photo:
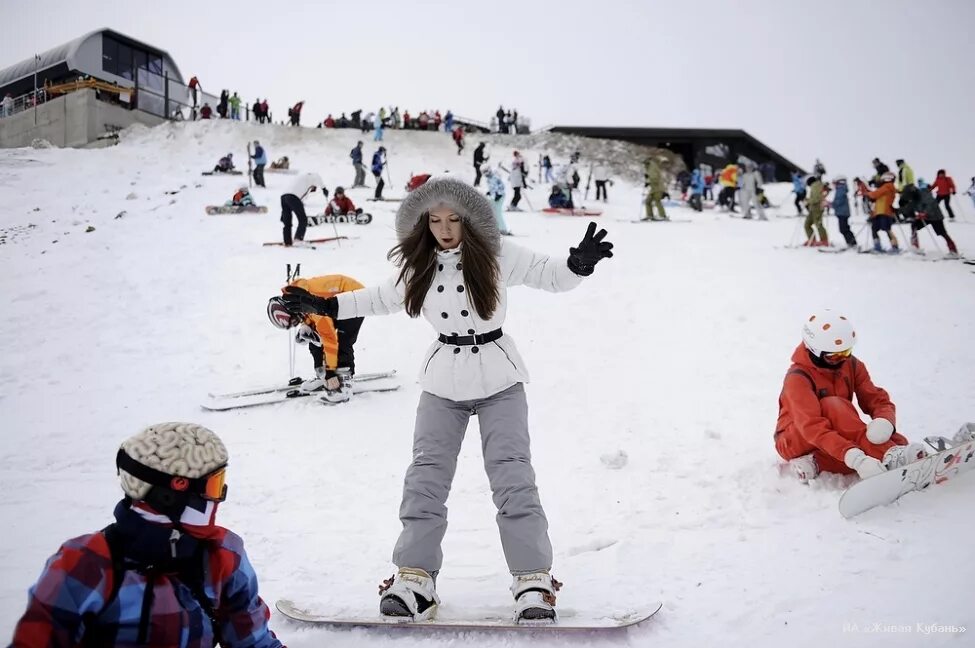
[2,0,973,180]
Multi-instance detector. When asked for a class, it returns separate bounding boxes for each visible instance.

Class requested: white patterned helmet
[801,310,857,357]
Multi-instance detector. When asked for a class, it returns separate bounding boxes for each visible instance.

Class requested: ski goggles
[822,348,853,363]
[117,449,228,502]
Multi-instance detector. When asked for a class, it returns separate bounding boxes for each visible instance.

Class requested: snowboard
[202,170,243,176]
[275,599,662,632]
[202,383,401,411]
[209,370,397,400]
[367,197,403,202]
[206,205,268,215]
[623,218,692,224]
[266,167,297,175]
[838,437,975,518]
[311,212,373,225]
[262,236,348,247]
[541,207,603,217]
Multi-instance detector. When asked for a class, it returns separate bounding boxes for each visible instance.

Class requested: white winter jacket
[287,173,323,199]
[593,164,609,182]
[335,239,582,401]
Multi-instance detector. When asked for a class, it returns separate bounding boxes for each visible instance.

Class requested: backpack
[97,524,221,646]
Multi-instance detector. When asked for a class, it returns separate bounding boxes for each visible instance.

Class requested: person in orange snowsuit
[774,310,925,482]
[855,172,900,253]
[267,275,365,397]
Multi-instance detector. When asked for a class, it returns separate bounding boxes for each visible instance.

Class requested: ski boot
[300,366,327,393]
[378,567,440,621]
[511,571,561,623]
[789,454,819,483]
[882,442,927,469]
[321,367,352,404]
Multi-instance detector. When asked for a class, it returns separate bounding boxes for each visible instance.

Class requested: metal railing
[0,88,50,120]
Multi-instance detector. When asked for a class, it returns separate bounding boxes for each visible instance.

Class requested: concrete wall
[0,89,164,149]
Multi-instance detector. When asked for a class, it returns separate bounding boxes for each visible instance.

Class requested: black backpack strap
[100,524,127,612]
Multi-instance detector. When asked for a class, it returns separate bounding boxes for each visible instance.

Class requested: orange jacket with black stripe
[775,344,896,462]
[284,275,364,370]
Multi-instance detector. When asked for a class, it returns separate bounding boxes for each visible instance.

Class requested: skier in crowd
[901,183,960,256]
[280,172,325,247]
[855,173,900,253]
[289,101,304,126]
[548,185,572,209]
[372,147,387,200]
[472,142,488,186]
[482,166,511,235]
[270,156,290,170]
[452,125,465,155]
[967,177,975,210]
[717,163,738,212]
[812,158,826,178]
[278,177,613,623]
[791,171,806,216]
[739,163,766,220]
[267,275,366,402]
[643,157,667,221]
[930,169,957,220]
[542,154,554,183]
[251,140,267,188]
[350,141,366,188]
[9,422,284,647]
[188,75,201,107]
[213,153,235,173]
[324,186,363,220]
[218,90,229,118]
[686,168,705,212]
[227,186,256,207]
[775,311,926,483]
[894,158,915,220]
[804,175,828,245]
[508,151,527,211]
[593,161,611,202]
[229,92,242,120]
[832,176,857,248]
[200,102,213,120]
[374,111,384,141]
[253,98,263,123]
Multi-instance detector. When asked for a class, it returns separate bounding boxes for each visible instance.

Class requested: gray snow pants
[392,383,552,575]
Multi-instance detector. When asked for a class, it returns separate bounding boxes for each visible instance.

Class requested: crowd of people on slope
[182,75,273,123]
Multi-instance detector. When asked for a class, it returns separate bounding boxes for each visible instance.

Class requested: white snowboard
[839,438,975,518]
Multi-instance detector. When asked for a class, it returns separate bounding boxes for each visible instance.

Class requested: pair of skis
[203,370,399,411]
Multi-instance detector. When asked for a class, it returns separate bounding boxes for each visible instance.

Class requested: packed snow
[1,120,974,647]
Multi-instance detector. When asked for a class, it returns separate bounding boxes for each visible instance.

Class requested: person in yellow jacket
[717,163,738,212]
[893,158,915,222]
[266,274,365,402]
[803,176,829,245]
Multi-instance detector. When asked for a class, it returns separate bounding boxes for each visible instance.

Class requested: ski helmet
[267,296,298,329]
[117,422,229,517]
[881,172,895,183]
[335,186,345,195]
[801,310,857,357]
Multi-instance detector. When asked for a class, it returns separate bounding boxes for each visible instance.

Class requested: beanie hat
[395,177,499,255]
[119,422,228,500]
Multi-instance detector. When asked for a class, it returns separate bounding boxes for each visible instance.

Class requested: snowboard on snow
[201,170,243,176]
[838,435,975,518]
[275,599,662,632]
[266,168,298,175]
[367,197,403,202]
[262,236,349,248]
[206,205,268,215]
[202,383,401,411]
[541,207,603,217]
[310,212,373,225]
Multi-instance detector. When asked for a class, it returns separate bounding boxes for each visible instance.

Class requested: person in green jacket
[642,157,668,221]
[804,176,829,245]
[229,92,242,121]
[894,159,915,222]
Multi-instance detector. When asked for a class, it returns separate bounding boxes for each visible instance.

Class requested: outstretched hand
[281,286,338,318]
[567,221,614,277]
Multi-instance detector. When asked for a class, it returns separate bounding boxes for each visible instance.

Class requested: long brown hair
[388,212,500,319]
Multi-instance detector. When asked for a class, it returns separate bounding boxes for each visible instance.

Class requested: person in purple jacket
[9,422,284,648]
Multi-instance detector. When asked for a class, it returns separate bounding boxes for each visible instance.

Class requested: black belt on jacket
[438,328,503,346]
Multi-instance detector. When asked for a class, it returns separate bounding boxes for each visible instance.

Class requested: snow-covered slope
[1,121,974,648]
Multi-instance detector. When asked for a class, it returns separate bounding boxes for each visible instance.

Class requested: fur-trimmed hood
[395,177,500,255]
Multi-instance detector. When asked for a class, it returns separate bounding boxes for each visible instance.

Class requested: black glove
[281,286,338,318]
[567,222,613,277]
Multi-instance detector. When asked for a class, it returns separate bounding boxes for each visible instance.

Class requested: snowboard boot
[321,367,352,404]
[952,422,975,445]
[882,442,927,469]
[789,453,819,483]
[511,571,561,623]
[378,567,440,621]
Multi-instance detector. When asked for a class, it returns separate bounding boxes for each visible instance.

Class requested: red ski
[542,207,603,217]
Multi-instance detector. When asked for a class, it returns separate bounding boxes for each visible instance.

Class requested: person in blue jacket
[350,141,366,187]
[688,168,705,212]
[482,166,511,235]
[792,171,807,216]
[832,176,856,247]
[372,147,387,200]
[250,140,268,188]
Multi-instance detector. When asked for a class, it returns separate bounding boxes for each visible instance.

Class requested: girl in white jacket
[281,178,613,623]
